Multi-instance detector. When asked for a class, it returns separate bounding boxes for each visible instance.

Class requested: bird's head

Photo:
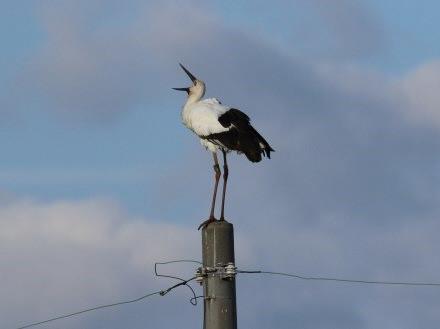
[173,63,205,100]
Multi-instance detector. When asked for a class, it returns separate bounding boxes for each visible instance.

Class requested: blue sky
[1,1,440,329]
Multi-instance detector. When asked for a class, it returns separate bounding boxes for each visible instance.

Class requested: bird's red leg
[220,149,228,221]
[198,152,221,230]
[209,153,221,220]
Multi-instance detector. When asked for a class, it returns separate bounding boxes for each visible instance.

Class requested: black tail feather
[237,124,274,163]
[247,125,274,159]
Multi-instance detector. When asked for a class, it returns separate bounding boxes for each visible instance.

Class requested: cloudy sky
[1,0,440,328]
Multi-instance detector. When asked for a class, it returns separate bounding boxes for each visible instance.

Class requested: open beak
[172,87,190,93]
[172,63,197,92]
[179,63,197,83]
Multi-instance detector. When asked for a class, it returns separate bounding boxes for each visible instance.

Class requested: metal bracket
[195,262,237,283]
[224,263,237,278]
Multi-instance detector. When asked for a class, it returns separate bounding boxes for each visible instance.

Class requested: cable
[159,276,197,296]
[15,276,196,329]
[238,270,440,286]
[15,291,160,329]
[15,259,202,329]
[154,260,200,305]
[155,259,202,265]
[154,260,201,283]
[190,295,205,305]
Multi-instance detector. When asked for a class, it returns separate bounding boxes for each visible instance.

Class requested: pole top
[201,220,234,233]
[202,220,235,266]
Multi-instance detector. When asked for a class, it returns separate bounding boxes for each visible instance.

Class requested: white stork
[173,64,274,229]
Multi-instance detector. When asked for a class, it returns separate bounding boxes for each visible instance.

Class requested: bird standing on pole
[174,64,274,229]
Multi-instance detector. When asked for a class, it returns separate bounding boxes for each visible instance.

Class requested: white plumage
[182,97,230,152]
[173,63,273,229]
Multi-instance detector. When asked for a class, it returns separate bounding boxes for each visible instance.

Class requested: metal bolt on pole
[201,220,237,329]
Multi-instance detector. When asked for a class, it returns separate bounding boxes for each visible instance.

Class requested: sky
[1,0,440,328]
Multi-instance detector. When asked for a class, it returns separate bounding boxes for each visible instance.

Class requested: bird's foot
[198,217,217,230]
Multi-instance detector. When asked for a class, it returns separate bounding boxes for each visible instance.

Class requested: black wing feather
[204,108,274,163]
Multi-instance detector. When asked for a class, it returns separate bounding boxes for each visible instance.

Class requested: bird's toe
[198,217,217,230]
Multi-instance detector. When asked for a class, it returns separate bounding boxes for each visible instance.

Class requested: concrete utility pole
[200,220,237,329]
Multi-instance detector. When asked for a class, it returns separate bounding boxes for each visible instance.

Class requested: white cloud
[0,196,257,329]
[0,197,201,328]
[399,60,440,127]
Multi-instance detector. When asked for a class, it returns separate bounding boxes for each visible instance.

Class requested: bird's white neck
[184,82,205,106]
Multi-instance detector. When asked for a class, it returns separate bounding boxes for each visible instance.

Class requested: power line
[16,260,440,329]
[155,259,202,265]
[15,276,196,329]
[238,270,440,286]
[155,260,440,287]
[154,260,202,305]
[154,259,201,285]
